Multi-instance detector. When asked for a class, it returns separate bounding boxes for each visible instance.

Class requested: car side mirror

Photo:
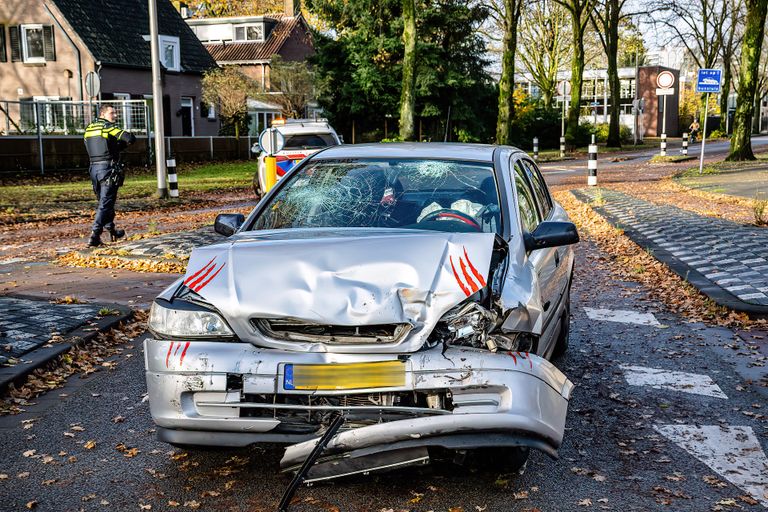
[214,213,245,237]
[523,221,579,251]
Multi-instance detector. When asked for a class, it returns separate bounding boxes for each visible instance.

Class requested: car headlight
[149,300,234,339]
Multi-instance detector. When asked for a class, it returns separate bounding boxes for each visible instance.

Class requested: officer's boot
[108,227,126,242]
[87,231,103,247]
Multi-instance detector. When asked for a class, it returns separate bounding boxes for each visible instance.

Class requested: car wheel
[551,287,571,360]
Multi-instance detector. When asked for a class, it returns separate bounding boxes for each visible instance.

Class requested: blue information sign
[696,69,722,93]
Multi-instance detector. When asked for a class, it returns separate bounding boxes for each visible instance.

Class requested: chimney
[284,0,295,16]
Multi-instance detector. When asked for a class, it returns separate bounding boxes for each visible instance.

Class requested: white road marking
[655,425,768,507]
[584,307,660,326]
[0,258,26,265]
[620,365,728,399]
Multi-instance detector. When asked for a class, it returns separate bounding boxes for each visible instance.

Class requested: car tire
[551,286,571,360]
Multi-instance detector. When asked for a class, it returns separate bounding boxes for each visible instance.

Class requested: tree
[201,67,257,138]
[491,0,524,144]
[590,0,633,147]
[400,0,417,140]
[555,0,595,145]
[727,0,768,160]
[180,1,285,17]
[716,0,744,132]
[518,0,570,109]
[253,55,314,118]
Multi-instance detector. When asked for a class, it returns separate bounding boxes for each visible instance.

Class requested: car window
[522,160,552,219]
[283,133,338,150]
[250,158,501,234]
[513,161,540,233]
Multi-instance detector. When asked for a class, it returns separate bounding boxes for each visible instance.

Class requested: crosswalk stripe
[655,425,768,507]
[620,365,728,399]
[584,307,660,326]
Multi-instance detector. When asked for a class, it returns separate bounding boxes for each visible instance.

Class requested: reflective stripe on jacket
[84,118,136,163]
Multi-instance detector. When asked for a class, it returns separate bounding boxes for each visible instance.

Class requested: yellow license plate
[284,361,406,390]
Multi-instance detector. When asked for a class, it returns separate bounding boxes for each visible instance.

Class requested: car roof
[313,142,516,163]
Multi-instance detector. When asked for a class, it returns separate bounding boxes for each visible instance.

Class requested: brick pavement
[573,188,768,315]
[0,296,102,365]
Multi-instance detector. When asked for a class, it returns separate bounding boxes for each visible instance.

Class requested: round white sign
[557,80,572,96]
[85,71,101,98]
[258,128,285,155]
[656,71,675,89]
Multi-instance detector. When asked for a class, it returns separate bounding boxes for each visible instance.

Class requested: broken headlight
[149,299,234,339]
[432,301,531,352]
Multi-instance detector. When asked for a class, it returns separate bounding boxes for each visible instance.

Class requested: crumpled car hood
[176,228,496,353]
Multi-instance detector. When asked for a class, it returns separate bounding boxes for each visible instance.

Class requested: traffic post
[557,80,571,158]
[533,137,539,160]
[560,136,566,158]
[696,69,722,174]
[656,71,675,157]
[258,126,286,193]
[588,135,598,186]
[166,156,178,198]
[682,132,689,156]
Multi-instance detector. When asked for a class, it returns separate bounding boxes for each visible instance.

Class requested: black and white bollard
[533,137,539,160]
[682,132,688,156]
[167,158,179,198]
[560,136,566,158]
[660,133,667,157]
[588,135,597,186]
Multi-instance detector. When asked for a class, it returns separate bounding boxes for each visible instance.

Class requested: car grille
[252,318,412,344]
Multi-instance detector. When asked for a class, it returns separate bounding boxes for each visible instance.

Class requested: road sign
[632,98,645,112]
[85,71,100,98]
[656,88,674,96]
[696,69,722,93]
[656,70,675,89]
[557,80,571,96]
[258,127,285,155]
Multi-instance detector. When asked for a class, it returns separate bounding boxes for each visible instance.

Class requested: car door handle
[543,301,551,312]
[554,250,560,267]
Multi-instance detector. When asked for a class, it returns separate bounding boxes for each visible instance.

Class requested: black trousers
[89,163,120,234]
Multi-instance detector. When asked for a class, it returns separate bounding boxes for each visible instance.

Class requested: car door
[510,157,559,356]
[522,159,571,306]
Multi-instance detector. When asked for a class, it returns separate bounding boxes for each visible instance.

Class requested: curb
[0,301,134,393]
[571,189,768,319]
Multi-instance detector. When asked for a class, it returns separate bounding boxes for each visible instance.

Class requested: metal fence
[0,99,150,136]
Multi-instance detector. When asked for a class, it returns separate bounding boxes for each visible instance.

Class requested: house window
[234,24,264,42]
[158,35,180,72]
[9,25,55,63]
[0,25,6,62]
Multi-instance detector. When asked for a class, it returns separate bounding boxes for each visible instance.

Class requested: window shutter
[0,26,6,62]
[43,25,55,61]
[9,26,20,62]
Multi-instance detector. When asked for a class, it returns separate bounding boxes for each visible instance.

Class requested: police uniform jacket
[84,118,136,166]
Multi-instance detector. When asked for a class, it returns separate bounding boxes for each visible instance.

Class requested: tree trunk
[496,0,520,145]
[719,59,732,133]
[542,90,554,110]
[399,0,417,141]
[727,0,768,160]
[566,15,585,146]
[604,0,621,147]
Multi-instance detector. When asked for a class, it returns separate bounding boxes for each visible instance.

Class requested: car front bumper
[144,339,573,462]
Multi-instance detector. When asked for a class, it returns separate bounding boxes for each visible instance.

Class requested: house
[0,0,218,136]
[185,6,315,135]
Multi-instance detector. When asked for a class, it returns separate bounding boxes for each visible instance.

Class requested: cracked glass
[251,159,502,234]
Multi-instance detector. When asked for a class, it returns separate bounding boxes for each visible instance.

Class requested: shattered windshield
[251,158,501,234]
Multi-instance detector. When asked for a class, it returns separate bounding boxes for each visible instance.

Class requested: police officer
[83,105,136,247]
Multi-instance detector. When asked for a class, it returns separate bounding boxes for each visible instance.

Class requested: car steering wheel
[419,208,483,231]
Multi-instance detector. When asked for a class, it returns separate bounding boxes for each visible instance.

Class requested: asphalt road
[1,237,766,512]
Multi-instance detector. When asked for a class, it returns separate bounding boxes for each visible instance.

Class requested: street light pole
[148,0,168,198]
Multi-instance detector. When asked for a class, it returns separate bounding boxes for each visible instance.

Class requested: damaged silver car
[145,143,579,481]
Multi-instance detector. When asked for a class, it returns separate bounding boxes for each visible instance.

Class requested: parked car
[251,119,341,195]
[146,143,578,481]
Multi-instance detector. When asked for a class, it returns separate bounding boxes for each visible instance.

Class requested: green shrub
[708,129,729,139]
[593,123,632,144]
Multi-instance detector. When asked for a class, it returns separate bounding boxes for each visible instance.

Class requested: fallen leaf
[22,449,36,457]
[26,501,37,509]
[513,491,529,500]
[139,505,151,510]
[184,501,201,509]
[71,426,85,432]
[112,416,125,423]
[578,499,593,506]
[83,439,97,450]
[739,495,758,505]
[42,479,57,485]
[17,472,30,479]
[168,501,180,507]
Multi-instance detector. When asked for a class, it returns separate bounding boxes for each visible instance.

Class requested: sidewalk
[676,165,768,200]
[0,295,132,391]
[115,228,223,260]
[573,188,768,316]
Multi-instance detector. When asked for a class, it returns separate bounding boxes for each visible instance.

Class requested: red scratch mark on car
[173,343,181,356]
[459,257,479,293]
[179,342,191,366]
[450,256,471,297]
[517,351,533,369]
[463,247,487,287]
[184,257,215,286]
[166,342,175,368]
[193,263,226,293]
[507,351,518,365]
